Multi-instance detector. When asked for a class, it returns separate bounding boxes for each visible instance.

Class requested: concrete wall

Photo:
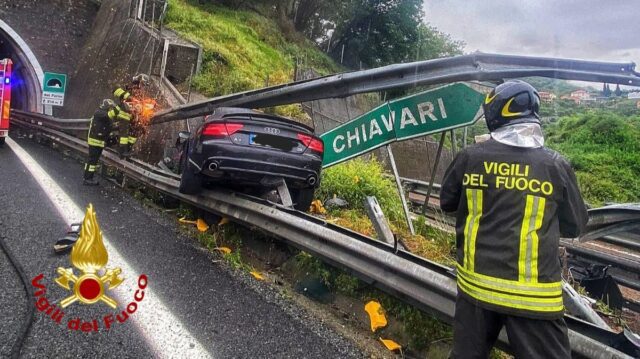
[0,0,98,114]
[59,0,164,118]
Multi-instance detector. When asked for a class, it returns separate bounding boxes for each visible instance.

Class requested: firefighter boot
[118,143,131,159]
[83,166,99,186]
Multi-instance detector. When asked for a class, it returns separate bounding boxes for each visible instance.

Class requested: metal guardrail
[11,109,90,133]
[10,112,636,358]
[152,53,640,124]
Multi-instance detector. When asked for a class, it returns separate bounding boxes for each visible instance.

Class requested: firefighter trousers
[450,294,570,359]
[85,117,111,179]
[84,145,104,179]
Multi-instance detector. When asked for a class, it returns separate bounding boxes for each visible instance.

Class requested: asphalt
[0,135,363,358]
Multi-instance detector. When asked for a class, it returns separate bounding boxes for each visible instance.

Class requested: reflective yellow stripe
[456,264,561,296]
[117,112,131,121]
[463,189,482,271]
[108,109,117,120]
[519,195,546,283]
[531,197,545,281]
[85,164,97,172]
[114,88,125,97]
[87,138,105,147]
[128,137,137,144]
[123,92,130,100]
[458,276,564,312]
[119,137,129,144]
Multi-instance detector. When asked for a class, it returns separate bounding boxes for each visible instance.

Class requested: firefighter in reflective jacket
[84,99,119,185]
[113,74,150,157]
[113,86,134,157]
[440,80,588,359]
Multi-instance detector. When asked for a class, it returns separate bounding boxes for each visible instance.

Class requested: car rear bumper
[191,143,322,188]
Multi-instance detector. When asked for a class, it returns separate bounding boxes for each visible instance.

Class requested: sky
[422,0,640,65]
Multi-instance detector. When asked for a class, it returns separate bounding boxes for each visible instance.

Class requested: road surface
[0,135,362,358]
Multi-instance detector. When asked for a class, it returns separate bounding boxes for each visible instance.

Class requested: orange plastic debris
[250,271,265,280]
[214,247,232,254]
[179,217,209,232]
[309,199,327,214]
[196,218,209,232]
[218,217,229,226]
[364,301,388,332]
[379,338,402,351]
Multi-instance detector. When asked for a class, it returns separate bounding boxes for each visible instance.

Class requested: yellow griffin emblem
[55,204,124,308]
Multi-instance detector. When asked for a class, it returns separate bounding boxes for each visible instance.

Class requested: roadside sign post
[386,144,415,235]
[42,72,67,107]
[422,132,446,215]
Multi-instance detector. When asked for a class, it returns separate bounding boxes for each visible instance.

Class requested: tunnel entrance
[0,20,50,114]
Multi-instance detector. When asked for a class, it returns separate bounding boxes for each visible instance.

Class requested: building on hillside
[628,91,640,100]
[561,89,596,104]
[538,91,557,102]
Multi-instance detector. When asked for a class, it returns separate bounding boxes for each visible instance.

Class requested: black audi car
[177,107,324,211]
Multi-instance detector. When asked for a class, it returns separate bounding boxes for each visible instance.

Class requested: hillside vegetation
[545,110,640,206]
[165,0,339,97]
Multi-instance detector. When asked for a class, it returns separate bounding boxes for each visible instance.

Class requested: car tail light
[297,133,324,153]
[202,122,244,137]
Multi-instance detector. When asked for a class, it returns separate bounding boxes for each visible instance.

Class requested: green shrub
[317,157,405,226]
[544,110,640,206]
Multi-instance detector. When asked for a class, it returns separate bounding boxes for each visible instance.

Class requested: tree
[615,84,622,97]
[327,0,462,69]
[603,83,611,97]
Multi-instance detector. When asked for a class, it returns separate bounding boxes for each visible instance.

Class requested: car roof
[208,107,315,133]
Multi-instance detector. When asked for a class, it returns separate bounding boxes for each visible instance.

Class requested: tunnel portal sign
[42,72,67,106]
[320,83,485,168]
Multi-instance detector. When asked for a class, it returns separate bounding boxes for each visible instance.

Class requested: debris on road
[364,301,387,332]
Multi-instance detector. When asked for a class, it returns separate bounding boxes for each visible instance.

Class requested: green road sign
[320,83,485,168]
[42,72,67,106]
[321,102,396,167]
[43,72,66,93]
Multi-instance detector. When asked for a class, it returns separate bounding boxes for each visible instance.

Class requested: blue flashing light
[4,77,10,85]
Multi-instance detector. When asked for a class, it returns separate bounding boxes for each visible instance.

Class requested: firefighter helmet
[132,74,150,87]
[100,99,115,109]
[483,80,540,132]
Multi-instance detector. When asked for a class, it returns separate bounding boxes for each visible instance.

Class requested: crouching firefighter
[113,87,135,158]
[84,99,119,185]
[440,80,588,358]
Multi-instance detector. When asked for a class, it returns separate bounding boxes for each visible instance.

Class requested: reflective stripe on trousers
[87,137,105,148]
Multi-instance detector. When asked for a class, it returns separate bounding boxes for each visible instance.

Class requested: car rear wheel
[178,143,202,195]
[292,188,315,212]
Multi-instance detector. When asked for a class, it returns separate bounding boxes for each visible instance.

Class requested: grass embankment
[317,157,456,266]
[545,110,640,206]
[164,0,340,120]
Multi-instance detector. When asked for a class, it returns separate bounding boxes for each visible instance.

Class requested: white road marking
[7,138,214,358]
